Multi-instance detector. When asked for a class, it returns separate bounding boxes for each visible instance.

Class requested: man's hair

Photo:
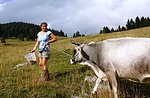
[40,22,47,27]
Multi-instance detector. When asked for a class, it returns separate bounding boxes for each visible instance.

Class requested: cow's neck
[80,60,105,77]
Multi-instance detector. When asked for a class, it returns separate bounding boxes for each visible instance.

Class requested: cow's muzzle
[70,58,76,64]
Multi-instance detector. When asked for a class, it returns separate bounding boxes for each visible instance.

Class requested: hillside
[0,26,150,98]
[0,22,67,41]
[53,26,150,52]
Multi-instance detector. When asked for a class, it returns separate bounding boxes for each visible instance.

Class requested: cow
[70,37,150,98]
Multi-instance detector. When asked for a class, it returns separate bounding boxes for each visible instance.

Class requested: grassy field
[0,27,150,98]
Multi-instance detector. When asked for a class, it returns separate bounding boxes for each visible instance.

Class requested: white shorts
[38,51,50,59]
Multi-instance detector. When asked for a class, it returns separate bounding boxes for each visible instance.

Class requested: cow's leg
[107,72,118,98]
[83,61,107,94]
[92,77,102,94]
[92,69,107,94]
[112,83,118,98]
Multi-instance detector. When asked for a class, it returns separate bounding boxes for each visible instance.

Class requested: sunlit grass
[0,27,150,97]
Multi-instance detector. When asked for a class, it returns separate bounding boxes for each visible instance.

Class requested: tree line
[0,16,150,41]
[0,22,67,42]
[72,16,150,38]
[100,16,150,33]
[73,31,85,38]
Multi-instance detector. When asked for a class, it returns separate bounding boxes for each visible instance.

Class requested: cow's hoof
[91,91,97,95]
[91,91,98,98]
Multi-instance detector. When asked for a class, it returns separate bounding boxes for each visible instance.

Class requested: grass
[0,38,93,98]
[0,27,150,98]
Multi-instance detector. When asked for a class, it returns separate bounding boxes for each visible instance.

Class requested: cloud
[0,0,11,4]
[0,3,5,11]
[0,0,150,36]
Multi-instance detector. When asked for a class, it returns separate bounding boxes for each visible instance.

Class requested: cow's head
[70,42,97,64]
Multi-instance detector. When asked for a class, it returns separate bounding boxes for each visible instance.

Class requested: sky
[0,0,150,36]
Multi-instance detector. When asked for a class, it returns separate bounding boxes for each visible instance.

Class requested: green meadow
[0,27,150,98]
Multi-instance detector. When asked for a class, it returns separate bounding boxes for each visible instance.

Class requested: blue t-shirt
[37,31,51,52]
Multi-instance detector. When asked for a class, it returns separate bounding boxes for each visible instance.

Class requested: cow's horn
[71,42,80,46]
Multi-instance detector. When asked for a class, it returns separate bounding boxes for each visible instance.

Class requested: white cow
[70,37,150,98]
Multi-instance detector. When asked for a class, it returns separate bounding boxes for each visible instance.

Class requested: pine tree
[118,25,121,31]
[65,34,67,37]
[126,19,130,29]
[103,26,110,33]
[0,25,6,43]
[148,17,150,26]
[99,30,103,34]
[130,19,135,29]
[76,31,81,37]
[141,16,146,27]
[59,30,65,36]
[145,17,150,26]
[0,25,2,37]
[110,28,115,32]
[126,19,135,29]
[18,33,24,41]
[73,33,76,38]
[73,31,82,38]
[121,26,126,31]
[135,16,140,28]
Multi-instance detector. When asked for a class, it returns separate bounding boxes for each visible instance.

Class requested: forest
[0,16,150,40]
[0,22,67,42]
[71,16,150,38]
[100,16,150,34]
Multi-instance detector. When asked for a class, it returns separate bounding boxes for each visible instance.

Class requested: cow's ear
[88,41,96,46]
[71,42,80,46]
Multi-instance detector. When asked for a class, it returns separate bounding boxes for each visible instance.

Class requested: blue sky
[0,0,11,3]
[0,0,150,36]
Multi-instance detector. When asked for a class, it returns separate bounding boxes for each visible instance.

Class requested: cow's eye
[73,49,76,55]
[78,48,80,51]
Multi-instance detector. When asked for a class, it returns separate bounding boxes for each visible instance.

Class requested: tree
[118,25,121,31]
[110,28,115,32]
[1,25,7,43]
[0,25,6,43]
[76,31,81,37]
[130,19,136,29]
[135,16,141,28]
[99,16,150,35]
[140,16,146,27]
[126,19,135,29]
[73,33,76,38]
[50,29,66,37]
[99,30,102,34]
[126,19,130,29]
[0,22,68,41]
[147,17,150,26]
[65,34,67,37]
[73,31,84,38]
[102,26,110,33]
[121,26,126,31]
[18,33,24,41]
[59,30,65,36]
[81,34,85,36]
[0,25,2,37]
[146,17,150,26]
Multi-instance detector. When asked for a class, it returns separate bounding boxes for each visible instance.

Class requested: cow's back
[97,37,150,82]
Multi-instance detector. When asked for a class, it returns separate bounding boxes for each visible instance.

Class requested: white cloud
[0,3,5,12]
[0,0,150,36]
